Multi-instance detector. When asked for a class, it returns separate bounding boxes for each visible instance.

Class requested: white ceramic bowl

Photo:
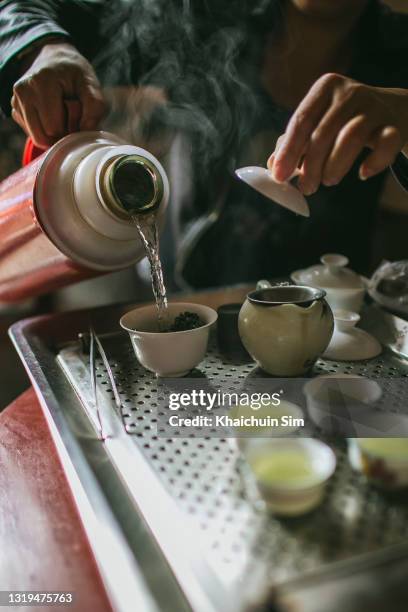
[243,438,336,516]
[120,302,217,377]
[304,374,382,435]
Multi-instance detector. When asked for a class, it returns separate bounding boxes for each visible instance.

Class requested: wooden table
[0,388,112,612]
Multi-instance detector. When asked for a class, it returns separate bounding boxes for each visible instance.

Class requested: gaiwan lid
[292,254,364,290]
[323,310,382,361]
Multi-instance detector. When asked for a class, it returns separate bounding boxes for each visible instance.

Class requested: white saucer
[235,166,310,217]
[323,310,382,361]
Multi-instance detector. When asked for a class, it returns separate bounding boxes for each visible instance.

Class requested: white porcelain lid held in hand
[292,254,364,290]
[235,166,310,217]
[323,309,382,361]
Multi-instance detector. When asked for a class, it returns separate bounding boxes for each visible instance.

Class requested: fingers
[10,95,25,131]
[77,78,106,130]
[267,134,285,172]
[268,134,305,183]
[268,74,407,192]
[13,77,66,147]
[12,87,53,148]
[10,42,106,146]
[321,114,375,187]
[12,74,105,146]
[297,104,357,194]
[65,99,82,132]
[21,103,47,146]
[360,125,402,179]
[38,81,66,140]
[271,74,336,182]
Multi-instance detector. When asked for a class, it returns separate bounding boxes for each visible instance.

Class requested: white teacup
[120,302,217,377]
[244,438,336,516]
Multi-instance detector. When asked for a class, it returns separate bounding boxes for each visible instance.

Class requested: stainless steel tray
[9,289,408,612]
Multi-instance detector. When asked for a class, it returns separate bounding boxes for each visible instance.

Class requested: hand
[11,41,106,148]
[267,73,408,195]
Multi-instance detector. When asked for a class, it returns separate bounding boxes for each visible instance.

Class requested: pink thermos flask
[0,130,169,302]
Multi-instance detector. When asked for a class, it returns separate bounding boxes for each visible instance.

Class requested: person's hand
[267,73,408,195]
[11,41,106,148]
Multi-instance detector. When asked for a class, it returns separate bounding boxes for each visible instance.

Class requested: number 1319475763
[0,591,74,606]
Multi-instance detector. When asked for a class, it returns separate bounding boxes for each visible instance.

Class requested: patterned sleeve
[0,0,106,115]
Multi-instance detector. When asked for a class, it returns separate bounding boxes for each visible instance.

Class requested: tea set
[118,153,408,516]
[120,252,380,378]
[117,247,397,516]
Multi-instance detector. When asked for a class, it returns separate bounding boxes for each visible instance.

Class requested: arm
[0,1,107,145]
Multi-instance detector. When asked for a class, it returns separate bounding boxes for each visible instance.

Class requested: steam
[94,0,282,176]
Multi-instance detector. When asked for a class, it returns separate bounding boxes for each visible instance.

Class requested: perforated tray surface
[57,328,408,609]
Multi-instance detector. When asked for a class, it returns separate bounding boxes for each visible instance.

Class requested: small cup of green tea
[120,302,217,377]
[244,438,336,516]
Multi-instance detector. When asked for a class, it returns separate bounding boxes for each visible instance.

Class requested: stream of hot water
[132,213,169,331]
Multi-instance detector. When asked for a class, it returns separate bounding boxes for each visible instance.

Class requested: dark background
[1,0,408,410]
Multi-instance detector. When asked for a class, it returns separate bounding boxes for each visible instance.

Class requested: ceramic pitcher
[238,282,334,376]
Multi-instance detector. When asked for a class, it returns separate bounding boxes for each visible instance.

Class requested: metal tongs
[87,326,126,440]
